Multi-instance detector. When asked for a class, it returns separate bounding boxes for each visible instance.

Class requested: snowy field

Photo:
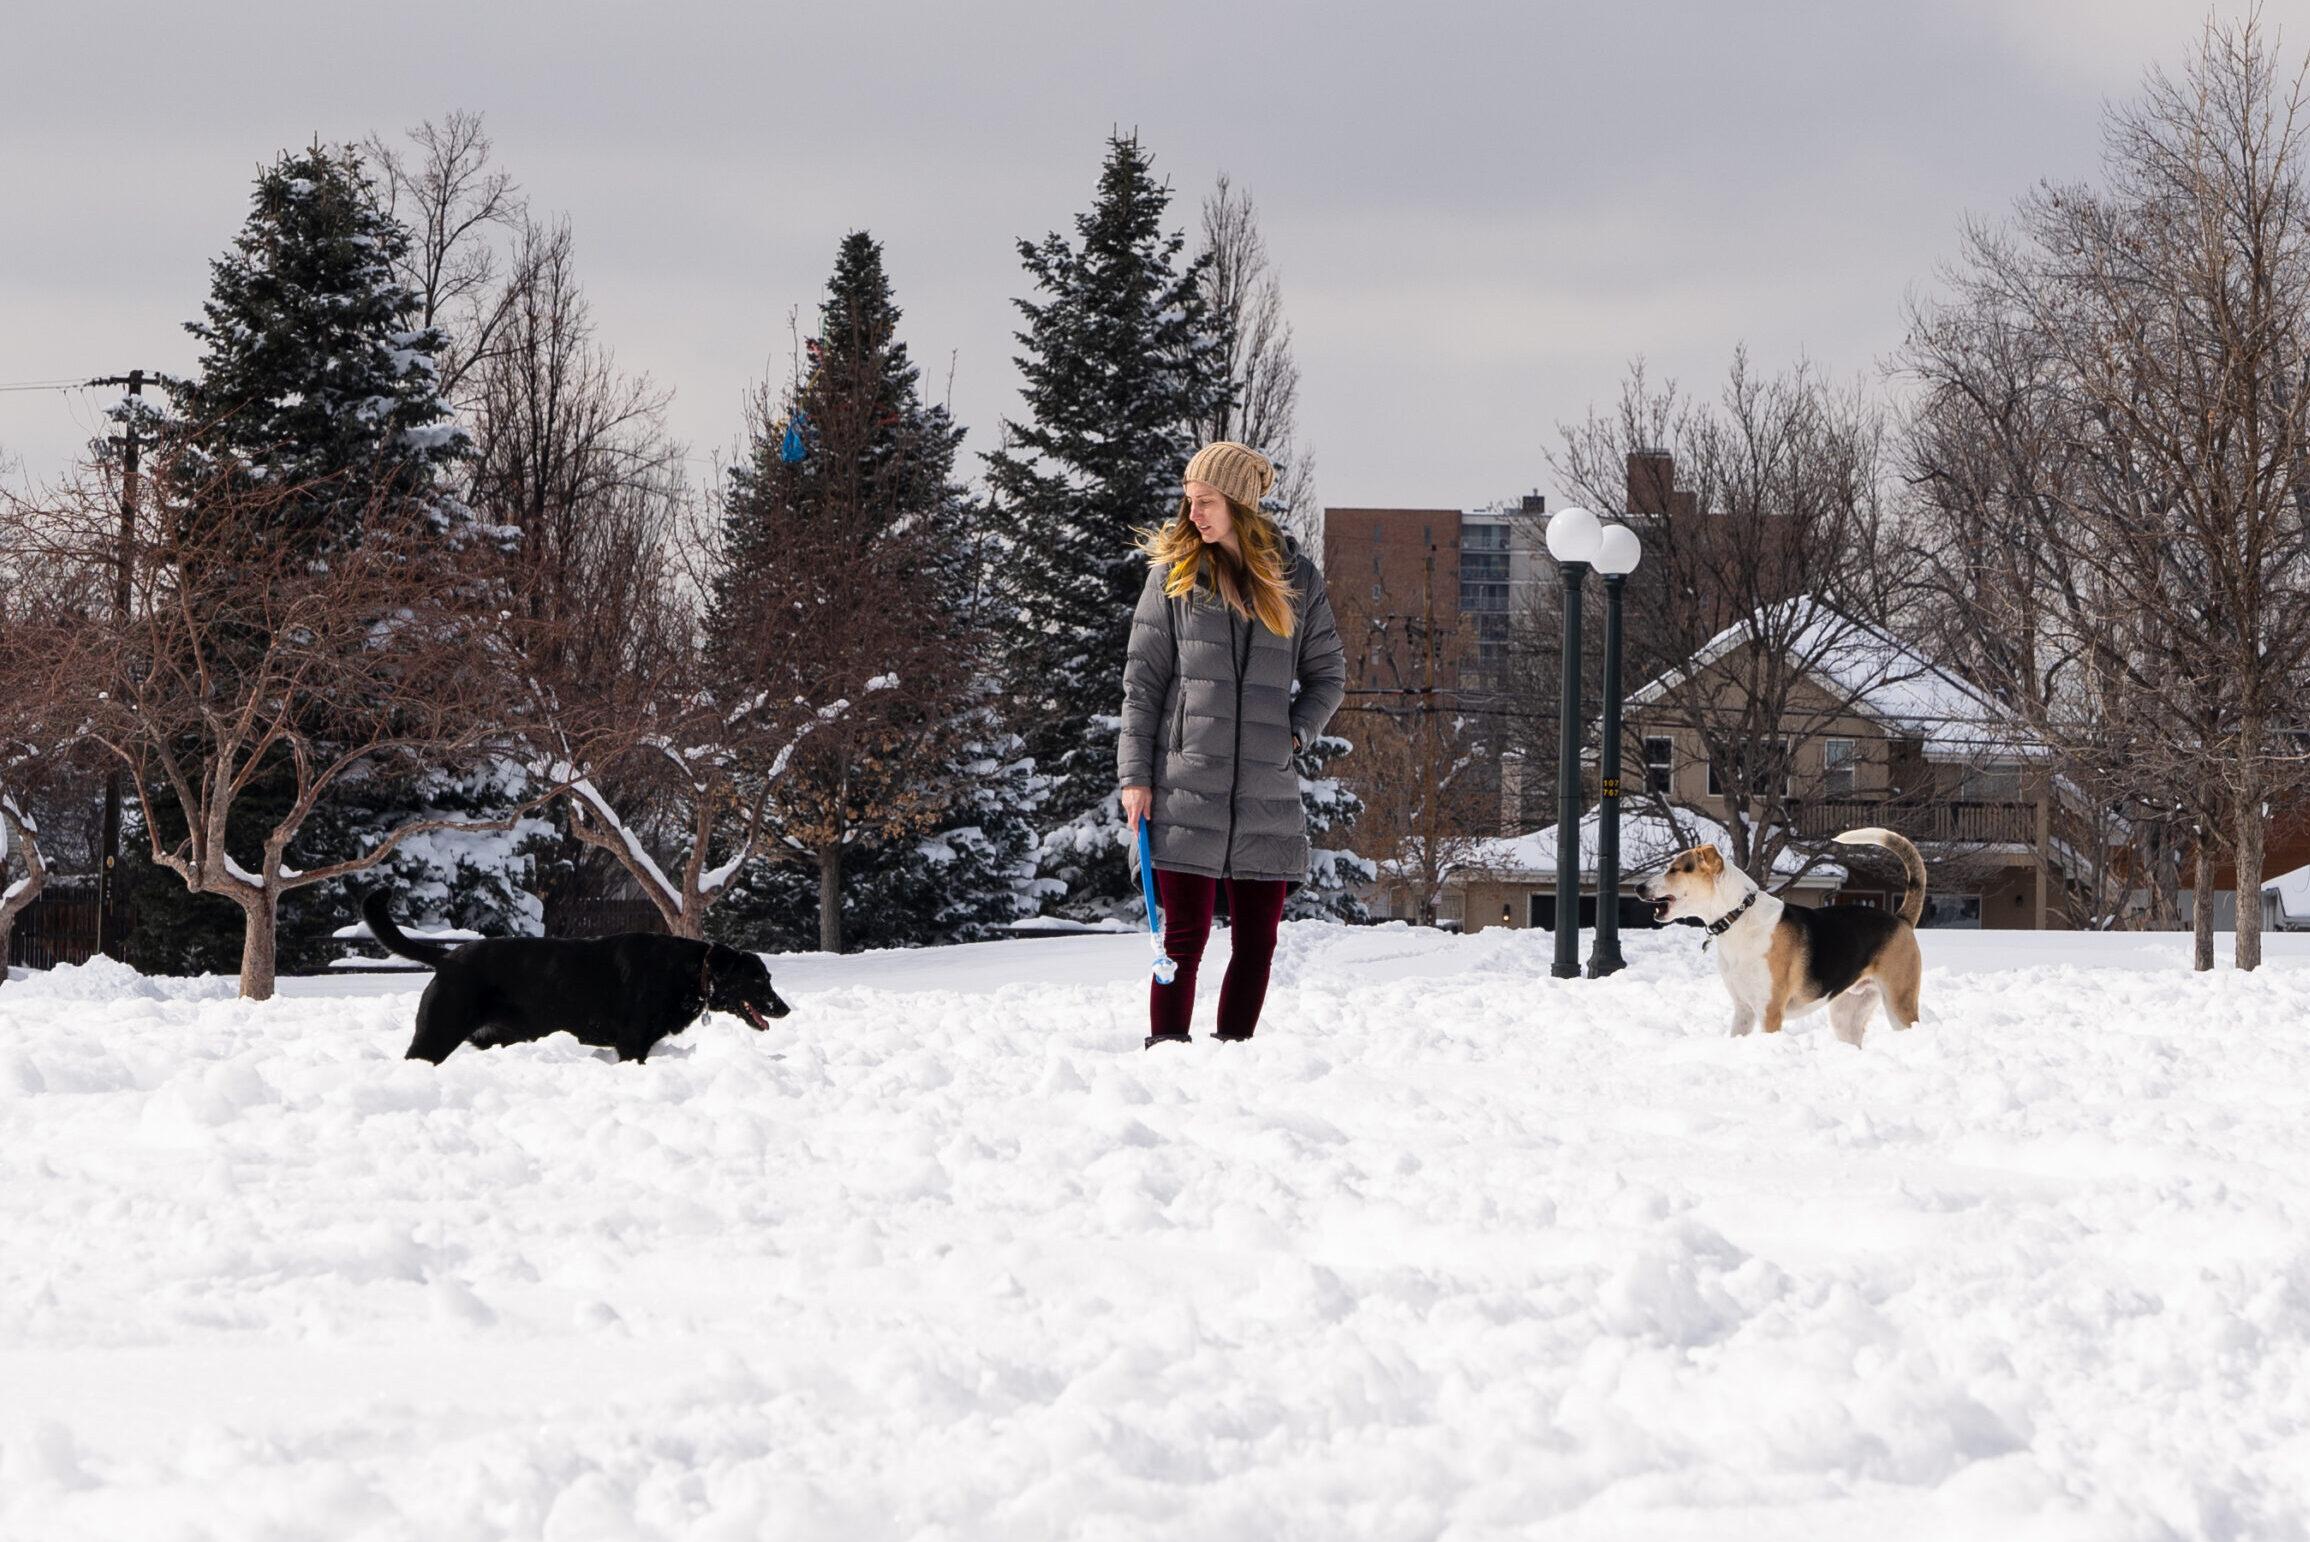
[5,923,2310,1541]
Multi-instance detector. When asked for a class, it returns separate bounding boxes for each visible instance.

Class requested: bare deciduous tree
[0,537,77,969]
[362,110,530,412]
[1902,312,2212,937]
[1332,559,1491,924]
[1,502,66,966]
[510,527,878,943]
[1904,12,2310,968]
[473,219,681,601]
[1552,353,1932,885]
[33,458,530,998]
[1195,173,1318,542]
[424,199,693,932]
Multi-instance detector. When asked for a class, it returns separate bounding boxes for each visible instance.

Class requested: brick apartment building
[1321,493,1549,704]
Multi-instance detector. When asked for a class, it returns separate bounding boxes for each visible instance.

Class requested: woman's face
[1183,480,1234,546]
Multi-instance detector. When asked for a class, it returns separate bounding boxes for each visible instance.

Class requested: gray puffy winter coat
[1116,545,1347,882]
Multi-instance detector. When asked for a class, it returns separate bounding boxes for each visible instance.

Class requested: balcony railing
[1785,797,2040,845]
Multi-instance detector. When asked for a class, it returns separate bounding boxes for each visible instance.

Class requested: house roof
[1628,598,2046,763]
[1443,805,1847,888]
[2263,862,2310,927]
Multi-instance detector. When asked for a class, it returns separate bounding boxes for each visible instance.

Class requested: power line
[0,379,95,394]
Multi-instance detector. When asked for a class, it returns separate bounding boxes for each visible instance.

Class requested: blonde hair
[1137,494,1297,637]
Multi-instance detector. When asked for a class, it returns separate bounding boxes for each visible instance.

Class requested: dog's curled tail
[1835,827,1927,926]
[361,889,456,967]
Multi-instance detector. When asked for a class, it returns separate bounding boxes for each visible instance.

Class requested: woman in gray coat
[1118,441,1346,1048]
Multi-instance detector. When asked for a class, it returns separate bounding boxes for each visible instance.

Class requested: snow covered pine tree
[985,133,1232,917]
[116,142,535,981]
[709,231,1049,953]
[1290,730,1375,922]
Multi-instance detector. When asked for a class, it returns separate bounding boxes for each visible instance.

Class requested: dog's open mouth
[1650,897,1673,922]
[742,1004,773,1030]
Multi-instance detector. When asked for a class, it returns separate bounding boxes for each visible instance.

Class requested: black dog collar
[1701,890,1759,950]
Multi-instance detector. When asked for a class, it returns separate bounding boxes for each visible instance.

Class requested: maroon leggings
[1148,869,1290,1041]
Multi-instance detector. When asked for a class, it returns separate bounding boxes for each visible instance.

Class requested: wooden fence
[6,890,113,971]
[7,887,671,978]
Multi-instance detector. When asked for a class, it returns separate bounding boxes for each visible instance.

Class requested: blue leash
[1136,819,1178,985]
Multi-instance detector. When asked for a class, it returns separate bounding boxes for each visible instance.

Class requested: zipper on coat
[1171,595,1187,751]
[1220,609,1251,875]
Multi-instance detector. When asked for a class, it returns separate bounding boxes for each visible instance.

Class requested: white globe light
[1594,523,1643,576]
[1545,505,1602,565]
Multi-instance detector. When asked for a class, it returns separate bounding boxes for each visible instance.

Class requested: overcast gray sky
[0,0,2288,512]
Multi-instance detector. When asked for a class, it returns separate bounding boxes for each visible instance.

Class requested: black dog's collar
[1701,890,1759,950]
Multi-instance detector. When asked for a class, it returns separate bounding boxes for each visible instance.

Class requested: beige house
[1395,806,1847,934]
[1623,604,2102,930]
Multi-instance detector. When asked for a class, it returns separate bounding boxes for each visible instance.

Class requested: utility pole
[87,370,151,960]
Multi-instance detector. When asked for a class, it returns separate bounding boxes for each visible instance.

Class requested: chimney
[1626,448,1675,517]
[1499,750,1527,835]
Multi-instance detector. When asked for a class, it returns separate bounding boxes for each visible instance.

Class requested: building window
[1823,737,1858,797]
[1920,894,1983,928]
[1459,522,1511,614]
[1959,761,2022,800]
[1708,739,1793,798]
[1643,737,1673,795]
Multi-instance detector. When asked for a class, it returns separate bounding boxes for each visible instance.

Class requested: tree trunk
[2234,797,2265,973]
[238,891,279,1000]
[819,845,844,954]
[2149,821,2182,932]
[2192,835,2216,973]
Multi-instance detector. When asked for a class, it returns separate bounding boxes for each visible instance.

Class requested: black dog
[362,891,791,1064]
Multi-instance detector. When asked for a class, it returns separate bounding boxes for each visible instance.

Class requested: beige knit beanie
[1182,440,1276,510]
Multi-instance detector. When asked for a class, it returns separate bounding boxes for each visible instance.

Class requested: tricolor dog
[1639,828,1927,1046]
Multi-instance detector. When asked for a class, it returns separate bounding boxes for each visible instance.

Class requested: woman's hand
[1120,786,1153,830]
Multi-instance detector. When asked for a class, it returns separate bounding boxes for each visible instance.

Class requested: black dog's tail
[361,890,457,967]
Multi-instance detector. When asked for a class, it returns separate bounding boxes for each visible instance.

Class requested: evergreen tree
[861,485,1059,945]
[1289,730,1374,922]
[166,141,467,541]
[708,232,1047,952]
[985,133,1230,914]
[121,142,523,973]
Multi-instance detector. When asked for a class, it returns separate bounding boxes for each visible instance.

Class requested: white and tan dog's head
[1639,844,1742,924]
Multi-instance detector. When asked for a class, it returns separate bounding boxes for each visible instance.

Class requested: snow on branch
[539,760,685,912]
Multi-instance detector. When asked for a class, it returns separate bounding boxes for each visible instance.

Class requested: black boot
[1144,1032,1190,1050]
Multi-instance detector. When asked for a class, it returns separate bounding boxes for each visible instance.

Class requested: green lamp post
[1587,521,1643,977]
[1545,505,1601,979]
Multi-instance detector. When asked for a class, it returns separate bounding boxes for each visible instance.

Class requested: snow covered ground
[5,923,2310,1540]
